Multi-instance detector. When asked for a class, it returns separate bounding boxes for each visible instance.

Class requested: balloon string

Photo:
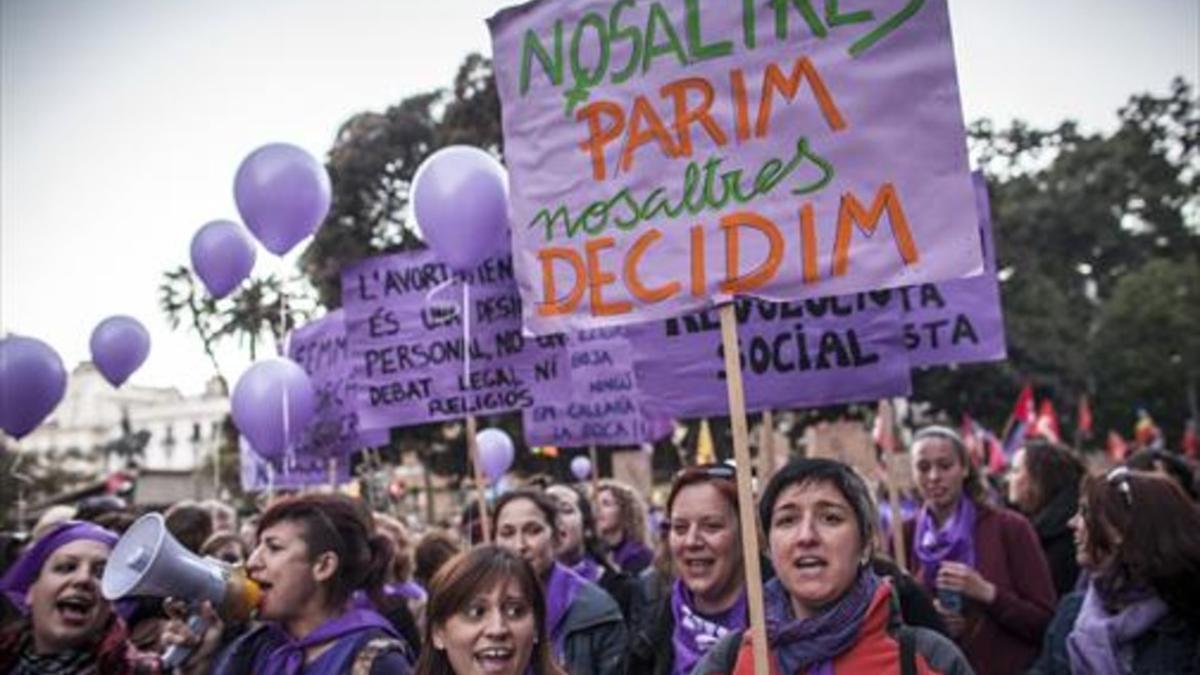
[463,283,471,383]
[280,289,294,470]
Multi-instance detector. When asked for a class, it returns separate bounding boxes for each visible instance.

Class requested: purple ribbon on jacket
[0,521,117,613]
[569,556,603,583]
[610,537,652,574]
[261,608,398,675]
[764,570,881,675]
[913,496,978,590]
[670,579,748,675]
[1067,581,1169,675]
[544,563,585,660]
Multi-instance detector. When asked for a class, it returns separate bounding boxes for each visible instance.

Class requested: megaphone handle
[162,613,207,669]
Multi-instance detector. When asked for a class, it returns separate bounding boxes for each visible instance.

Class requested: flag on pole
[1032,399,1061,443]
[873,399,897,454]
[1002,383,1036,456]
[1183,420,1198,459]
[1077,395,1093,437]
[696,419,716,465]
[1134,409,1162,449]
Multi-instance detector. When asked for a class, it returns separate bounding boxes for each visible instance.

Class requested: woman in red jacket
[692,458,971,675]
[906,426,1056,675]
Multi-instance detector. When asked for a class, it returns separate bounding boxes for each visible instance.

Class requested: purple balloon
[232,358,316,459]
[190,220,257,298]
[0,336,67,439]
[411,146,509,273]
[475,427,515,484]
[234,143,331,256]
[90,316,151,388]
[570,455,592,481]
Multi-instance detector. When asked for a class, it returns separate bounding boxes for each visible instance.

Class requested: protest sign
[288,310,388,456]
[342,249,569,431]
[627,295,912,418]
[804,420,878,481]
[523,328,654,447]
[239,437,349,492]
[903,172,1006,367]
[489,0,981,333]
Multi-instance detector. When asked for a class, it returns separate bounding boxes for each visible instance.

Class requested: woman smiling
[492,489,628,675]
[693,458,971,675]
[414,545,565,675]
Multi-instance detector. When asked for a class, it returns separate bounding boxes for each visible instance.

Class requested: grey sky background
[2,0,1197,394]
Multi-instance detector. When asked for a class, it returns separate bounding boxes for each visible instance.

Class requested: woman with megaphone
[168,493,414,674]
[0,520,164,673]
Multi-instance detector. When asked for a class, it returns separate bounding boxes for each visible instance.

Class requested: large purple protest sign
[627,295,911,418]
[902,172,1006,367]
[239,437,349,492]
[524,330,663,447]
[489,0,981,334]
[342,249,568,430]
[287,310,388,457]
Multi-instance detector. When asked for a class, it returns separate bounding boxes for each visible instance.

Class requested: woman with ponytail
[199,494,412,674]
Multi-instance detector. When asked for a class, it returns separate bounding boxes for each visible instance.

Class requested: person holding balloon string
[491,488,629,675]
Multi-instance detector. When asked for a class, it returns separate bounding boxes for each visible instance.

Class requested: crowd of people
[1,429,1198,674]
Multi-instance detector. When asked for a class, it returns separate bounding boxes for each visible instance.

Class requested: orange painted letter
[585,237,634,316]
[756,57,847,138]
[619,96,680,175]
[720,211,784,294]
[831,182,920,278]
[576,100,626,181]
[537,247,587,316]
[624,228,681,303]
[660,77,728,158]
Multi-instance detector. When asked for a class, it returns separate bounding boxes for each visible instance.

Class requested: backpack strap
[351,636,408,675]
[899,626,917,675]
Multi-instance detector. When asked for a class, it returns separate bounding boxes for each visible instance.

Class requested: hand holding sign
[90,316,151,388]
[411,146,509,273]
[0,335,67,440]
[232,358,317,459]
[190,220,257,298]
[234,143,331,256]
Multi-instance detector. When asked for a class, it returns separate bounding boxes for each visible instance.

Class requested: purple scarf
[261,608,398,675]
[913,497,977,590]
[0,521,117,613]
[570,556,604,584]
[611,537,653,574]
[545,563,585,660]
[1067,582,1169,675]
[670,579,748,675]
[384,580,427,602]
[764,570,881,675]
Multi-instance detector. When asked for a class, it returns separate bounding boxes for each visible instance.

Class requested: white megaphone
[102,513,261,666]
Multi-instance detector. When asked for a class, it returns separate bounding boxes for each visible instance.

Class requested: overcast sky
[2,0,1197,394]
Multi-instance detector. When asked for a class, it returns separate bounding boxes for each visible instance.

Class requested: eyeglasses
[1106,466,1134,507]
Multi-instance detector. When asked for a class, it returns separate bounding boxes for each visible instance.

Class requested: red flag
[1077,395,1093,435]
[1032,399,1061,443]
[1107,431,1129,462]
[961,413,984,468]
[873,399,897,453]
[1183,421,1198,459]
[1011,383,1036,426]
[1134,409,1162,449]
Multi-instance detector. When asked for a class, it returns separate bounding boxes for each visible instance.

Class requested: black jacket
[1031,487,1082,597]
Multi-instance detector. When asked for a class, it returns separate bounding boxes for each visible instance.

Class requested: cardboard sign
[489,0,981,333]
[287,310,388,456]
[342,250,569,430]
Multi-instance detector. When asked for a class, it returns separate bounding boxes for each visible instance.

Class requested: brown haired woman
[414,545,566,675]
[190,494,413,674]
[905,425,1056,675]
[1007,439,1087,595]
[593,480,653,575]
[1029,469,1200,674]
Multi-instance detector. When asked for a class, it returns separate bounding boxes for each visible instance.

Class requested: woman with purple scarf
[904,426,1056,675]
[1029,468,1200,674]
[492,488,628,675]
[693,458,972,675]
[629,464,752,675]
[0,520,162,674]
[594,480,654,575]
[545,484,641,627]
[182,494,412,675]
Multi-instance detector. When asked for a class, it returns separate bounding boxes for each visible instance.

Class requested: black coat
[1031,487,1082,597]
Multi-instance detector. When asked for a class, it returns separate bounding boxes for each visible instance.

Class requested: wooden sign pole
[589,444,600,495]
[758,409,774,488]
[719,304,770,675]
[465,414,491,543]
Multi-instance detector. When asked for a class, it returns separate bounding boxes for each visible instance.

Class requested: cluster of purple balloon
[411,145,510,274]
[221,143,330,459]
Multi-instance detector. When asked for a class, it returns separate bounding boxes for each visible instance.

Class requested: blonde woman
[593,480,652,575]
